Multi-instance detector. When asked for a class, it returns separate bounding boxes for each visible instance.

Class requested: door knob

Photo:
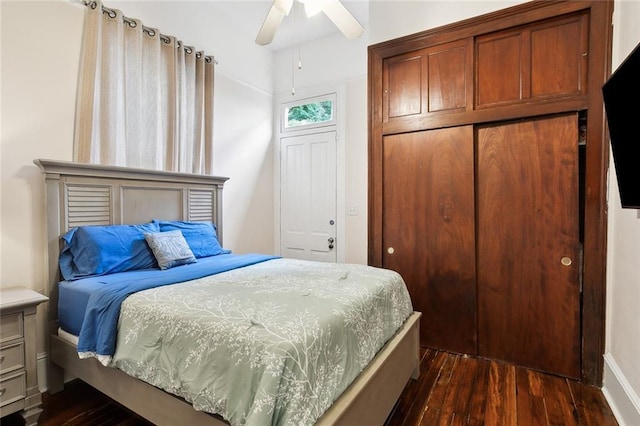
[561,256,572,266]
[328,237,335,250]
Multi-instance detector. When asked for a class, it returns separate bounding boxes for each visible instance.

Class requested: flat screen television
[602,41,640,209]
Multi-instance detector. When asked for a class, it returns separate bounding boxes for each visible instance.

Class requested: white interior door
[281,131,337,262]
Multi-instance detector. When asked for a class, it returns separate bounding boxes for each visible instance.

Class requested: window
[282,94,336,132]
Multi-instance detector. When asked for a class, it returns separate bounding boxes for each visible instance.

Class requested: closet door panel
[382,126,476,354]
[426,39,472,113]
[383,38,473,125]
[530,14,588,98]
[476,13,588,109]
[385,55,423,120]
[476,31,524,107]
[476,114,581,379]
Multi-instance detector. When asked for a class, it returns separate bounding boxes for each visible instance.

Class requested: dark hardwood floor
[2,349,618,425]
[386,349,618,426]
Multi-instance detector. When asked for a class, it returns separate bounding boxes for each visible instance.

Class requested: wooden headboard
[34,159,229,329]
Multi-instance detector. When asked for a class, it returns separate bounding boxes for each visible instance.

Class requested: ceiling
[211,1,369,52]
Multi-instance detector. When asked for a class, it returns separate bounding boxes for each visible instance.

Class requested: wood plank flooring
[386,349,618,426]
[2,379,150,426]
[1,349,618,425]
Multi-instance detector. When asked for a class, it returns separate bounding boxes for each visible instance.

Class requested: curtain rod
[72,0,218,65]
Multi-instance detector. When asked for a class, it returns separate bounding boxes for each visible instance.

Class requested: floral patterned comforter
[112,258,413,426]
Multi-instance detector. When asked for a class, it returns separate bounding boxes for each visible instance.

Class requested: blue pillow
[144,230,197,270]
[59,222,160,280]
[153,220,230,258]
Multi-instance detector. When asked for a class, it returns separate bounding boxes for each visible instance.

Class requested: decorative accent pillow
[153,220,231,258]
[144,230,197,270]
[59,222,160,281]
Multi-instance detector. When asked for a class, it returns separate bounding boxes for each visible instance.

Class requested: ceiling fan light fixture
[256,0,363,46]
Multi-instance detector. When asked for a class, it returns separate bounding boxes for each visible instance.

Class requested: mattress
[58,253,275,338]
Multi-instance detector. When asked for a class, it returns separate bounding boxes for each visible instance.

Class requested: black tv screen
[602,41,640,209]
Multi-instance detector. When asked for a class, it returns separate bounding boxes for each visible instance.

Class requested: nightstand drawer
[0,313,23,343]
[0,371,26,407]
[0,341,25,375]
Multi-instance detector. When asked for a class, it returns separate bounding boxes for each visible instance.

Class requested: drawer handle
[0,387,6,396]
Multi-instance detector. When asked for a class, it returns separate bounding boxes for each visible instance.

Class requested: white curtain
[74,0,215,174]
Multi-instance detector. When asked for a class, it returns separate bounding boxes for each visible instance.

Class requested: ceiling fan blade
[321,0,364,40]
[255,0,294,46]
[255,4,286,46]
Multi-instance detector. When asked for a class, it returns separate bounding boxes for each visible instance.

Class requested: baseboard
[602,353,640,426]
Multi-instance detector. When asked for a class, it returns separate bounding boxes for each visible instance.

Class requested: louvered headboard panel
[66,184,112,227]
[34,159,229,327]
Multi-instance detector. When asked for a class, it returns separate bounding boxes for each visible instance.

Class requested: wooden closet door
[477,113,581,379]
[382,126,476,354]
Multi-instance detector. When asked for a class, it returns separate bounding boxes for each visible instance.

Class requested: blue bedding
[59,253,278,358]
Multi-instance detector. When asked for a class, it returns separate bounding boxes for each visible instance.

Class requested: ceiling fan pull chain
[291,46,296,96]
[291,2,302,96]
[297,3,303,70]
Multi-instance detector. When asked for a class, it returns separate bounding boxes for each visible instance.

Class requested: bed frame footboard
[50,335,228,425]
[316,311,421,425]
[49,312,420,426]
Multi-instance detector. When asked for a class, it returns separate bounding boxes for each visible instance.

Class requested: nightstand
[0,287,48,426]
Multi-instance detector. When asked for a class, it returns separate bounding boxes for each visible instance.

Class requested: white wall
[603,2,640,424]
[213,74,274,253]
[368,0,523,46]
[1,0,84,358]
[343,75,368,265]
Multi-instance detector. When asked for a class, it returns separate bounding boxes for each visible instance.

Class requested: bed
[34,158,421,426]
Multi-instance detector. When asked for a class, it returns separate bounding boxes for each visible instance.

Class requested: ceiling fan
[255,0,364,46]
